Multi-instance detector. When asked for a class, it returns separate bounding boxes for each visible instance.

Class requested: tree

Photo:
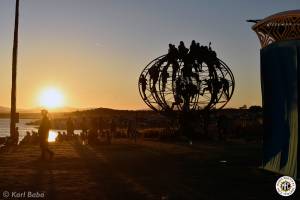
[249,105,263,112]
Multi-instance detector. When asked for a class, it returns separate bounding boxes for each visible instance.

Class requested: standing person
[38,109,54,160]
[87,118,99,145]
[127,119,137,143]
[81,117,88,143]
[98,117,104,136]
[217,114,229,141]
[66,117,75,138]
[127,120,133,138]
[13,127,19,145]
[132,121,137,144]
[108,119,117,144]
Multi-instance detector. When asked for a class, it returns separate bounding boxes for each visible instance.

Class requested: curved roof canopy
[252,10,300,48]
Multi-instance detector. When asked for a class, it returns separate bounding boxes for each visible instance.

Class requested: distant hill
[28,107,89,113]
[0,106,89,114]
[0,106,10,113]
[71,107,153,116]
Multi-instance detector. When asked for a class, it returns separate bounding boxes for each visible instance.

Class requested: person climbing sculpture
[178,41,189,60]
[211,78,223,103]
[165,44,180,80]
[138,40,234,113]
[139,74,147,99]
[171,77,184,110]
[221,77,230,100]
[201,78,213,96]
[189,40,197,58]
[148,63,160,91]
[161,66,169,92]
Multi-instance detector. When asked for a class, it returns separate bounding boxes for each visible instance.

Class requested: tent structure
[251,10,300,179]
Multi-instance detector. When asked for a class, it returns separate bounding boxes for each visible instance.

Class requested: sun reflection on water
[48,130,58,142]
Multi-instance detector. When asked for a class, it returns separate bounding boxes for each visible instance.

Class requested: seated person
[56,131,63,143]
[20,131,31,145]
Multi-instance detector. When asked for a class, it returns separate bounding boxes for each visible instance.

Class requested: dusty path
[0,139,298,199]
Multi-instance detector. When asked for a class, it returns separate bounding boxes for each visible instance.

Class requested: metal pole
[10,0,19,138]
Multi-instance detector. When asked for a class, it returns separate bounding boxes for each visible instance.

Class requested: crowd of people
[14,110,140,160]
[77,117,138,145]
[19,130,39,145]
[18,115,139,147]
[139,40,231,110]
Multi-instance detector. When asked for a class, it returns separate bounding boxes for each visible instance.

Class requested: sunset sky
[0,0,298,110]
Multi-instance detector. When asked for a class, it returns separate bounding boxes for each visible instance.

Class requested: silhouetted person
[87,127,98,145]
[201,79,213,96]
[132,128,137,144]
[221,77,230,100]
[181,61,193,81]
[148,64,160,91]
[62,132,67,140]
[186,82,198,100]
[31,131,39,144]
[107,119,117,144]
[80,131,86,144]
[127,120,133,138]
[110,119,117,135]
[66,117,74,138]
[139,74,147,98]
[181,42,200,82]
[181,59,199,82]
[81,117,88,140]
[171,78,184,109]
[86,118,99,144]
[165,44,179,80]
[212,78,222,103]
[178,41,188,60]
[217,114,229,141]
[194,43,203,71]
[98,117,104,135]
[127,120,137,143]
[13,127,19,145]
[206,42,220,71]
[56,131,63,143]
[182,86,192,112]
[161,66,169,92]
[20,131,31,144]
[38,109,54,160]
[189,40,197,58]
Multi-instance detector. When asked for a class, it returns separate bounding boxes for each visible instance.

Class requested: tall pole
[10,0,19,138]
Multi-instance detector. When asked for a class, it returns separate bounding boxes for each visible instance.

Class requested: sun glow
[38,87,64,109]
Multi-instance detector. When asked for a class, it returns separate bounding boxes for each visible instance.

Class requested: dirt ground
[0,139,298,200]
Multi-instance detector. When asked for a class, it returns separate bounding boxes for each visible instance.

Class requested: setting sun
[38,87,64,109]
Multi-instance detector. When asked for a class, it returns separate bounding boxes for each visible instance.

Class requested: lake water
[0,118,38,141]
[0,118,81,143]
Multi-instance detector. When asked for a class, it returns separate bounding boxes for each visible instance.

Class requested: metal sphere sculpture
[138,41,234,115]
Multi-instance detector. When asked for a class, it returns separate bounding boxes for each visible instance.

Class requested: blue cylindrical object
[260,40,299,179]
